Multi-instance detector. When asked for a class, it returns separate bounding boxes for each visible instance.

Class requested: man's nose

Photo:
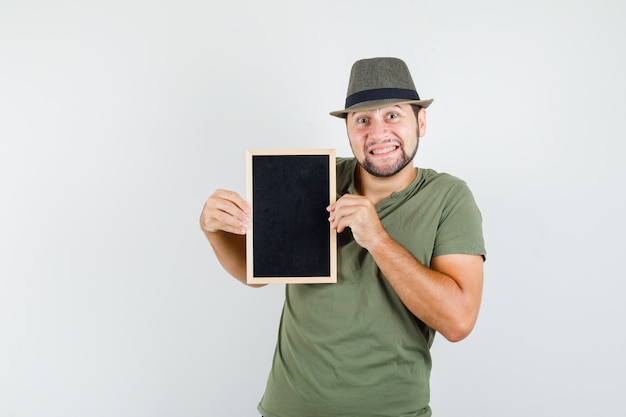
[368,118,388,139]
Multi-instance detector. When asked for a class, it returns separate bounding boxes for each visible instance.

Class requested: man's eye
[358,117,368,123]
[387,112,399,119]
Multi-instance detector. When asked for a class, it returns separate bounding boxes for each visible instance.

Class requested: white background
[1,1,625,416]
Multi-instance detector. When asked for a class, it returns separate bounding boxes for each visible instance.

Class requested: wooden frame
[246,149,337,284]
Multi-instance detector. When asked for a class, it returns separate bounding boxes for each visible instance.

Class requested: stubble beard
[359,136,419,178]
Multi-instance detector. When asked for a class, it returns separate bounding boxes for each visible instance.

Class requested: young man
[200,57,486,417]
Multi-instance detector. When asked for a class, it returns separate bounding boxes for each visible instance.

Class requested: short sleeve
[432,181,486,259]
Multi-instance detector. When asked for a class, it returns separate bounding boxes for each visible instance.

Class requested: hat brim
[329,98,433,118]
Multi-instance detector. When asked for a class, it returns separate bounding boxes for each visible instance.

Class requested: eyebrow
[349,105,405,119]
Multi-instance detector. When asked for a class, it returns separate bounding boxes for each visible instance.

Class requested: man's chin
[361,158,407,178]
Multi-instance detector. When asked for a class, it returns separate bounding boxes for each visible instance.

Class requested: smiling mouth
[370,145,399,155]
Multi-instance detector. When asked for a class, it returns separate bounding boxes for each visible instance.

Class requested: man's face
[346,104,425,178]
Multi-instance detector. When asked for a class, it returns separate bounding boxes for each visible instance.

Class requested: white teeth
[371,146,397,155]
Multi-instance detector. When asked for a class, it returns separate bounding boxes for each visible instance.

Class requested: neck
[354,164,418,205]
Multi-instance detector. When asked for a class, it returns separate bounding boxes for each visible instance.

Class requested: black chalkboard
[246,149,337,284]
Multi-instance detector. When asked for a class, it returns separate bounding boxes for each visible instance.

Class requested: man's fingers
[212,206,249,234]
[200,207,249,234]
[214,189,250,214]
[200,190,250,234]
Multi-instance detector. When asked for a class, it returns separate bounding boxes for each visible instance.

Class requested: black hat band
[345,88,421,108]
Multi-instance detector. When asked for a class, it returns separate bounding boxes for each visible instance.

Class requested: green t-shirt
[258,157,485,417]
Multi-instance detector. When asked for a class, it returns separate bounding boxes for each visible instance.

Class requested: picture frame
[246,149,337,284]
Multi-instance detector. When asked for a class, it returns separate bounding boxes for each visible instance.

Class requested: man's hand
[327,194,387,250]
[200,189,250,235]
[328,193,483,341]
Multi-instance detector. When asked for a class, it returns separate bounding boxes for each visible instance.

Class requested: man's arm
[200,189,265,287]
[328,194,483,342]
[368,238,483,342]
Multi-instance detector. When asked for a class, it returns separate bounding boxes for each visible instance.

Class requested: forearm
[367,234,482,342]
[204,230,264,287]
[200,189,264,287]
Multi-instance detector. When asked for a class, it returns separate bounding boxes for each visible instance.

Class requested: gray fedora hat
[330,57,433,118]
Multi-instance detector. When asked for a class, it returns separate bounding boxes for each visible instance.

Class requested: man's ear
[417,108,427,137]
